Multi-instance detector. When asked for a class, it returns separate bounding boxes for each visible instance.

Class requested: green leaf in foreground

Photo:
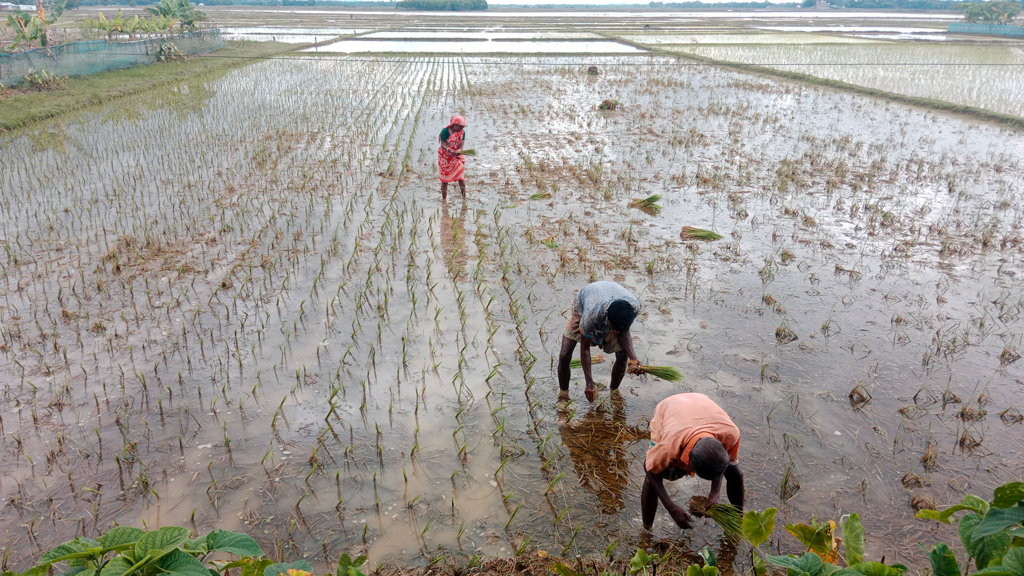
[41,540,94,564]
[840,513,865,565]
[973,507,1024,541]
[264,561,314,576]
[743,508,777,548]
[834,562,906,576]
[135,526,190,558]
[205,530,264,557]
[99,527,146,549]
[337,553,367,576]
[926,543,960,576]
[158,550,209,576]
[992,482,1024,509]
[98,556,134,576]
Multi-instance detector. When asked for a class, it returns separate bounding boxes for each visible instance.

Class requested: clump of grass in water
[628,194,662,215]
[680,226,722,241]
[627,360,682,382]
[569,354,606,369]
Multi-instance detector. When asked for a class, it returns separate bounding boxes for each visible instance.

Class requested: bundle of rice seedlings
[627,361,682,382]
[570,354,606,368]
[688,495,708,518]
[461,149,477,156]
[706,503,744,537]
[628,194,662,215]
[528,192,552,201]
[680,226,723,241]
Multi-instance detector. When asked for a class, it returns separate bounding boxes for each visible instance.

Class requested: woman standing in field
[438,115,467,200]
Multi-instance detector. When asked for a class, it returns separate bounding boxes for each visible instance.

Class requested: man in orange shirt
[641,393,745,530]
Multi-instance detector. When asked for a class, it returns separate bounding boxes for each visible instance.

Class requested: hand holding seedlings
[557,281,641,402]
[641,394,745,531]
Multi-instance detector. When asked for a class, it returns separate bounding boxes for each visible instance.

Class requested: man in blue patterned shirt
[558,281,641,402]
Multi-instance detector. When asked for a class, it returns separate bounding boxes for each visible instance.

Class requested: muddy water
[1,54,1023,574]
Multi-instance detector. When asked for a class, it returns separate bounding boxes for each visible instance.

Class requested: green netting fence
[0,30,224,87]
[947,23,1024,37]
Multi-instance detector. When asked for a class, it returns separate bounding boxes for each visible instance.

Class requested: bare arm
[724,462,745,509]
[581,336,595,401]
[641,469,693,530]
[618,328,638,362]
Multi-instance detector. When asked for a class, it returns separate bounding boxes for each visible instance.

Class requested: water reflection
[557,391,648,515]
[441,199,469,279]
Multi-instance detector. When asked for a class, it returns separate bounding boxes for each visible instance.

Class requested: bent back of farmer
[641,393,744,530]
[558,281,641,402]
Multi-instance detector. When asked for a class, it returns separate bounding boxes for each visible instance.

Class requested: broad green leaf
[552,563,585,576]
[753,554,767,576]
[1001,548,1024,576]
[701,568,719,576]
[975,508,1024,541]
[686,566,702,576]
[135,527,190,559]
[787,521,838,556]
[962,513,1012,569]
[99,556,134,576]
[629,550,659,575]
[927,543,960,576]
[972,569,1013,576]
[182,539,207,554]
[263,561,314,576]
[58,567,89,576]
[767,553,822,575]
[24,566,53,576]
[993,483,1024,510]
[241,559,273,576]
[820,564,841,576]
[840,514,865,565]
[42,540,94,564]
[157,550,209,576]
[699,547,717,568]
[99,528,146,550]
[205,531,263,557]
[744,509,777,548]
[835,562,905,576]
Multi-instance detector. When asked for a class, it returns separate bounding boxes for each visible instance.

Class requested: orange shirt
[645,393,740,475]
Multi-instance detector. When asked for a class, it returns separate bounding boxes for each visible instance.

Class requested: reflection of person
[558,391,647,515]
[440,199,468,276]
[557,281,640,402]
[641,393,745,530]
[438,115,468,200]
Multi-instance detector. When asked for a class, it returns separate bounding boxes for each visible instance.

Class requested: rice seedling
[628,194,663,215]
[461,149,477,156]
[680,226,723,241]
[569,354,606,369]
[627,360,682,381]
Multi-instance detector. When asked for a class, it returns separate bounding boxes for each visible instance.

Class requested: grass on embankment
[0,41,291,132]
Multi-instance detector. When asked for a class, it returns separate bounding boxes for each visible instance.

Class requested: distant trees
[396,0,487,10]
[960,0,1021,23]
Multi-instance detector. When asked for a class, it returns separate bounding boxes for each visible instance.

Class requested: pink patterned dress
[438,116,466,183]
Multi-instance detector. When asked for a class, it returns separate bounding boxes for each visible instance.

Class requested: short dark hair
[689,437,730,480]
[607,300,637,332]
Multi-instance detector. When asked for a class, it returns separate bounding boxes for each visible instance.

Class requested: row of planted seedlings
[0,56,456,567]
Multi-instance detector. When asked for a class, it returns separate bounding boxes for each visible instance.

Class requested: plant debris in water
[598,99,619,111]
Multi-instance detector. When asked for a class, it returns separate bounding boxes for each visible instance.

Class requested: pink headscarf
[448,115,467,128]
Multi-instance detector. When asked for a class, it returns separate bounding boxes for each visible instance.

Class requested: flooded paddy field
[3,16,1024,576]
[648,41,1024,118]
